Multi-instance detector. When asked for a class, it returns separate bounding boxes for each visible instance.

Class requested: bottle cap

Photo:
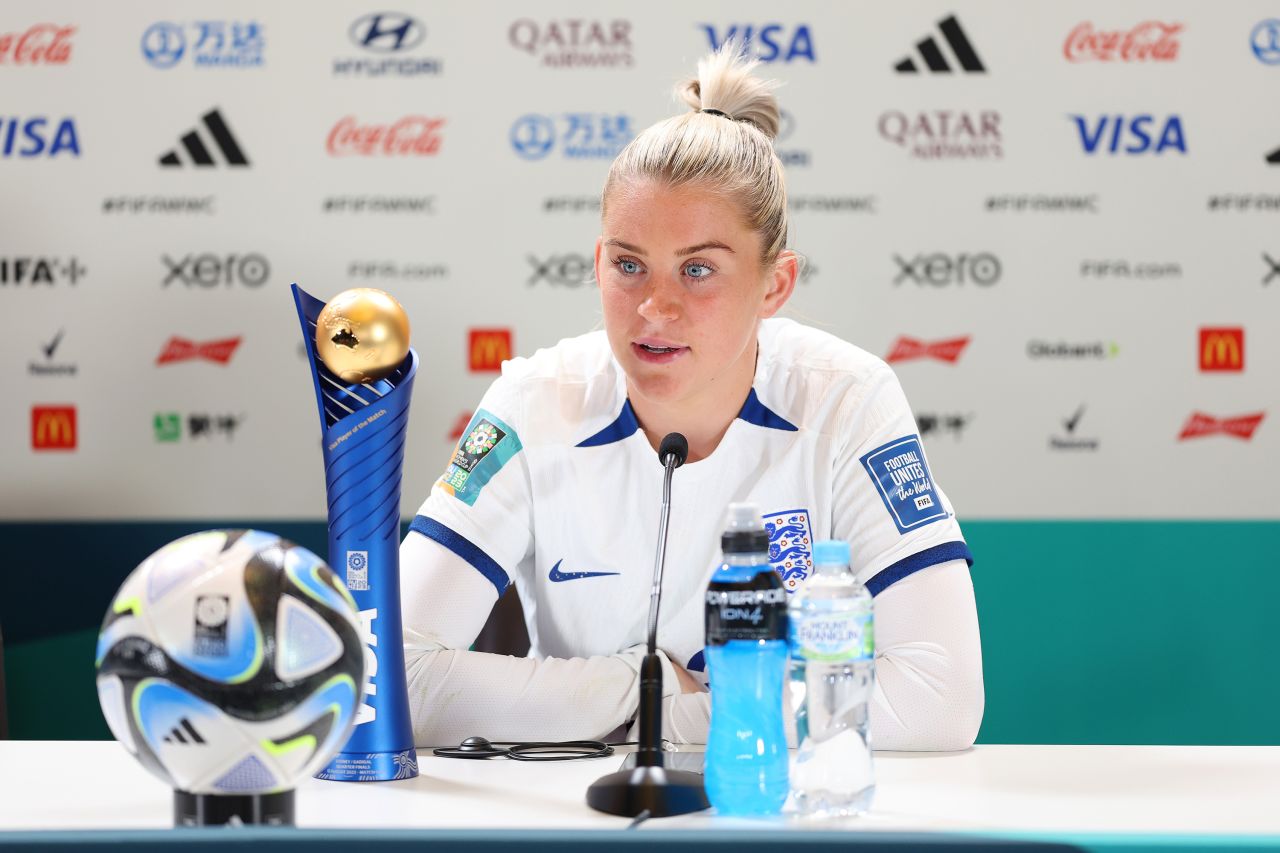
[813,539,850,566]
[721,502,769,554]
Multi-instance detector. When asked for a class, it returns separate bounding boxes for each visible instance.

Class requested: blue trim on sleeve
[865,540,973,598]
[409,515,510,597]
[736,388,798,431]
[576,400,640,447]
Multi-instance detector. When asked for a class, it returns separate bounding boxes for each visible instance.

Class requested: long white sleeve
[400,531,676,746]
[650,559,984,750]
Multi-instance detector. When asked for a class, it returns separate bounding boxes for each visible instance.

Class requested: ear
[758,250,798,319]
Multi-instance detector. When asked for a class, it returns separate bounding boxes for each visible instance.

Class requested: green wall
[3,520,1277,744]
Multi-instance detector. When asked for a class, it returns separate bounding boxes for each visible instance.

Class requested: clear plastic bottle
[787,539,875,816]
[704,503,789,816]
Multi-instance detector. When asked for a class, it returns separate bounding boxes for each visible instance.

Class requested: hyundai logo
[349,13,424,53]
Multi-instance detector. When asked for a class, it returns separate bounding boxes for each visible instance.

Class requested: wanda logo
[0,24,75,64]
[327,116,445,156]
[1064,22,1182,62]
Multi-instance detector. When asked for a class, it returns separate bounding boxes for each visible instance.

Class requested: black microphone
[586,432,709,818]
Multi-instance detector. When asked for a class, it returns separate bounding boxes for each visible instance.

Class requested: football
[95,529,364,795]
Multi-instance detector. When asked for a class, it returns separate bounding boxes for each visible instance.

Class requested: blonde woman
[400,48,984,751]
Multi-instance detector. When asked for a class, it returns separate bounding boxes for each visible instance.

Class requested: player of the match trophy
[292,284,419,782]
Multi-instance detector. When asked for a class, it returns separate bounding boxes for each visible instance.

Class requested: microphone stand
[586,435,709,817]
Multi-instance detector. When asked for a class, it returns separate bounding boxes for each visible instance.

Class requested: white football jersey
[408,318,971,681]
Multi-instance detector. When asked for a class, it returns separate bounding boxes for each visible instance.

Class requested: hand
[671,661,708,694]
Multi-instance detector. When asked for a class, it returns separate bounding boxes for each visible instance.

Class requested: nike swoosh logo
[43,329,64,360]
[548,559,619,583]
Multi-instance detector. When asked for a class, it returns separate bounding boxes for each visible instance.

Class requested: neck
[628,340,758,464]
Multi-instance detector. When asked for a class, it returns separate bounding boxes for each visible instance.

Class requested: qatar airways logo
[878,111,1002,160]
[1064,21,1183,62]
[0,24,75,64]
[327,116,444,156]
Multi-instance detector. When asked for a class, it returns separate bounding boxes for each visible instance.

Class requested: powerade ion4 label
[705,585,788,645]
[791,611,873,662]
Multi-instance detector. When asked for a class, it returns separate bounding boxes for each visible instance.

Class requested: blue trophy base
[315,748,420,782]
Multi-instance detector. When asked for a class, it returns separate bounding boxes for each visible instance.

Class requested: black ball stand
[174,789,295,826]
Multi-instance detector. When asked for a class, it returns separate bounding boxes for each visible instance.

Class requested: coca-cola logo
[0,24,75,65]
[327,116,444,156]
[1064,21,1183,62]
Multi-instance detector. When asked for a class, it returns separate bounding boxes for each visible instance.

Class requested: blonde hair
[602,46,789,264]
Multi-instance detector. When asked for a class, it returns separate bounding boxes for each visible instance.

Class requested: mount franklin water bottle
[704,503,789,816]
[788,539,875,816]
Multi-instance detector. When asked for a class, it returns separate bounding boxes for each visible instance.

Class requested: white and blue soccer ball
[95,529,364,795]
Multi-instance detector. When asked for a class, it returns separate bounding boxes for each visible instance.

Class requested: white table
[1,742,1279,845]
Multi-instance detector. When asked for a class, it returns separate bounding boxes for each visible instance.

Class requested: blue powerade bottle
[704,503,789,816]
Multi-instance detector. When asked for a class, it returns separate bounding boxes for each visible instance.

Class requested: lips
[632,338,688,364]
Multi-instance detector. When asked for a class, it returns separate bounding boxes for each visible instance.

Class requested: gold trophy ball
[315,288,411,384]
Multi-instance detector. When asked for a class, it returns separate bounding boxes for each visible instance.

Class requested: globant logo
[510,113,632,160]
[1027,340,1119,359]
[700,23,815,63]
[1063,21,1182,62]
[0,117,79,157]
[335,13,441,76]
[327,116,444,156]
[1251,20,1280,65]
[141,21,264,69]
[0,24,75,64]
[1071,115,1186,155]
[878,111,1001,160]
[509,19,632,67]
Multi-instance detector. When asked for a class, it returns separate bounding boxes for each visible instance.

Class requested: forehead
[603,179,757,249]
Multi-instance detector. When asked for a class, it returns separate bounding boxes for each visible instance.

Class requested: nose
[637,275,681,324]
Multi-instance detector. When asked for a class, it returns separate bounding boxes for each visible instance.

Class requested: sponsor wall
[3,2,1279,526]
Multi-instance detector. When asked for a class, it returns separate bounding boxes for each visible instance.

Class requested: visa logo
[1071,114,1186,155]
[1,117,80,157]
[699,24,815,63]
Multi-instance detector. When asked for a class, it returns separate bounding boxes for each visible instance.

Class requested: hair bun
[677,45,782,141]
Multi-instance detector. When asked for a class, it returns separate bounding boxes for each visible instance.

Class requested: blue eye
[614,259,642,275]
[685,263,713,279]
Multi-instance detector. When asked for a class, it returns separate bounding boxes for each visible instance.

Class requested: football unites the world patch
[438,409,523,506]
[763,508,813,592]
[860,435,947,533]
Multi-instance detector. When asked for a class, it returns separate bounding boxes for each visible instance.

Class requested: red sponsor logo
[0,24,75,65]
[469,329,512,372]
[31,405,76,450]
[1178,412,1265,441]
[156,336,242,365]
[1064,21,1182,62]
[327,116,445,157]
[448,411,472,442]
[1199,327,1244,372]
[886,336,970,364]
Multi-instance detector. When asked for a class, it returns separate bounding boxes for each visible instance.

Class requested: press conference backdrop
[2,3,1278,743]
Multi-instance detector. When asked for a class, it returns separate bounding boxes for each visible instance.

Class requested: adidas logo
[162,717,207,745]
[159,109,249,168]
[894,15,986,74]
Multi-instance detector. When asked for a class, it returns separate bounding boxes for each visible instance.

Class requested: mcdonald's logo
[468,329,512,372]
[1199,327,1244,372]
[31,405,76,450]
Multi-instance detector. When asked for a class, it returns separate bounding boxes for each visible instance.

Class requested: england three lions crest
[764,509,813,593]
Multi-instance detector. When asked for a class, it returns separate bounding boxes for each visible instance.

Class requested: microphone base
[586,765,710,818]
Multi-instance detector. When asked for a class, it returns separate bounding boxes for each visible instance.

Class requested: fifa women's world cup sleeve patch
[437,409,523,507]
[859,435,948,534]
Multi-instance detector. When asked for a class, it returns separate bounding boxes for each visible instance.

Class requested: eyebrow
[604,239,736,256]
